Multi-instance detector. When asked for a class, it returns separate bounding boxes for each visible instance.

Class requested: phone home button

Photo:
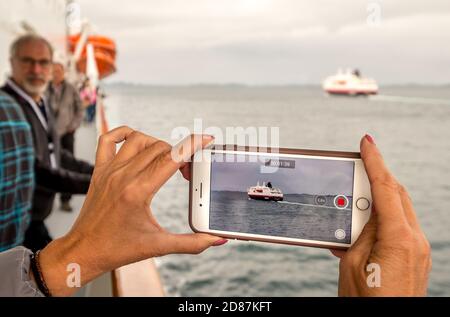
[356,198,371,211]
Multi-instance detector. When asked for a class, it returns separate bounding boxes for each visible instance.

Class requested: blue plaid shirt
[0,91,34,252]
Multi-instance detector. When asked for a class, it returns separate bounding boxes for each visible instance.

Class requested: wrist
[38,233,105,297]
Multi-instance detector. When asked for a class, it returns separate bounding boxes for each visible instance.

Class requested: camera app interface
[209,152,355,244]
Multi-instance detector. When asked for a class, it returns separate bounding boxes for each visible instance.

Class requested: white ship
[247,182,284,201]
[322,69,378,96]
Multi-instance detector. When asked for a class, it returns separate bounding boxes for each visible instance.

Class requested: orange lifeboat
[68,34,117,80]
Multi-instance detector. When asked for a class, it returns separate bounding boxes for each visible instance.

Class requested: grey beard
[23,80,48,97]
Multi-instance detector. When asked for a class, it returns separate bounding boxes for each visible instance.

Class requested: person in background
[0,91,34,252]
[1,34,94,252]
[46,62,84,212]
[79,78,97,123]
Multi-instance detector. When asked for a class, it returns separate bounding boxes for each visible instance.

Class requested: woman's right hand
[331,135,432,296]
[38,127,226,296]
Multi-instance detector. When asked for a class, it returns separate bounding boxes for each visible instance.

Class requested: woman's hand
[38,127,226,296]
[331,135,432,296]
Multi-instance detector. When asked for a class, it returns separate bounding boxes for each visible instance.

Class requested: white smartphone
[189,145,372,250]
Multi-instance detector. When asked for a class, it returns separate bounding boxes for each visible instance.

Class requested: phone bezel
[189,145,372,250]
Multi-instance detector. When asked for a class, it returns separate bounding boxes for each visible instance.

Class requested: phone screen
[209,152,355,244]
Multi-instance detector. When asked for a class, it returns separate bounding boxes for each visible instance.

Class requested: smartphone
[189,145,372,250]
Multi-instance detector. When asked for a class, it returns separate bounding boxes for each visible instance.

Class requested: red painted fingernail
[212,239,228,247]
[365,134,376,145]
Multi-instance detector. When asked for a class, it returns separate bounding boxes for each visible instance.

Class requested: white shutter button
[356,198,371,211]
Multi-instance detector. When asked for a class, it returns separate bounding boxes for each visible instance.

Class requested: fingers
[398,185,429,256]
[139,134,214,192]
[346,212,377,260]
[360,135,409,240]
[162,233,227,255]
[398,184,421,230]
[176,135,213,181]
[330,249,346,259]
[124,140,172,176]
[115,131,159,164]
[95,126,135,165]
[179,164,191,181]
[172,134,215,167]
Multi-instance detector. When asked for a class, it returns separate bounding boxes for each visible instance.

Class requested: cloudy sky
[77,0,450,85]
[211,154,354,196]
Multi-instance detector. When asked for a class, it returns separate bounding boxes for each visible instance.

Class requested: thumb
[163,233,228,255]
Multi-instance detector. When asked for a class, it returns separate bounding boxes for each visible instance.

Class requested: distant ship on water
[323,69,379,96]
[247,181,284,202]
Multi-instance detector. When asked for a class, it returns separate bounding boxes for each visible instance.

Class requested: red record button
[334,195,349,209]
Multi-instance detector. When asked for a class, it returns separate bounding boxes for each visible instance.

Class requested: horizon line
[104,81,450,88]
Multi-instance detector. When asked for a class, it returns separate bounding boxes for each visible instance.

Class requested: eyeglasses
[16,57,52,68]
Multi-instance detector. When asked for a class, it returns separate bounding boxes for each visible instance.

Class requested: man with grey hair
[1,34,94,252]
[7,34,54,99]
[47,62,85,212]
